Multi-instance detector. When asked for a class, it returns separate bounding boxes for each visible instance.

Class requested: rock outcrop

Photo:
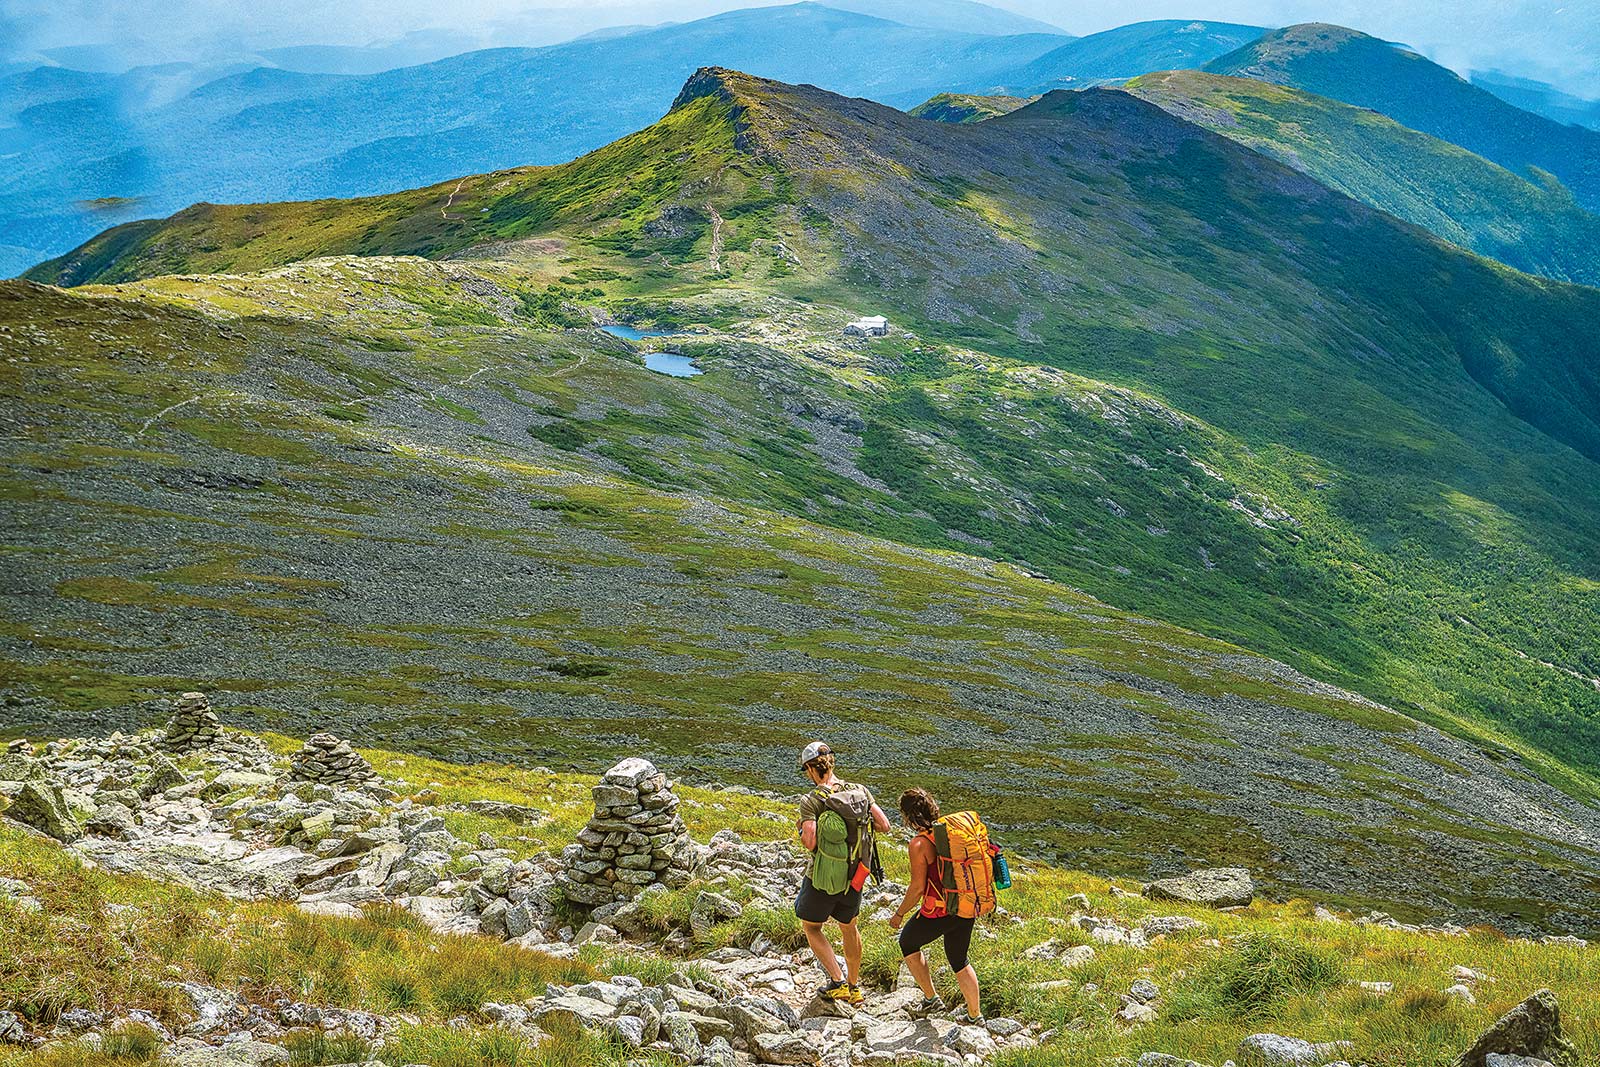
[288,734,374,786]
[1457,989,1578,1067]
[560,757,696,908]
[4,779,82,842]
[1144,867,1255,908]
[164,692,223,752]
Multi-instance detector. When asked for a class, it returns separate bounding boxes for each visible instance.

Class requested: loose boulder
[1457,989,1578,1067]
[1144,867,1254,908]
[1236,1034,1351,1066]
[4,780,82,842]
[138,755,188,800]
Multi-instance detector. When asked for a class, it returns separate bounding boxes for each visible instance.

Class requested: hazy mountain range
[10,2,1600,287]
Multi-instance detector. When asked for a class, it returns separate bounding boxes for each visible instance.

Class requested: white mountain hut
[843,315,889,337]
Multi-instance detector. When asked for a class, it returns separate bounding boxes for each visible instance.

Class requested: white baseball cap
[798,741,831,768]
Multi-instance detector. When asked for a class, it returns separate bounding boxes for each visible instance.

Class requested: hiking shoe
[846,984,866,1005]
[819,979,853,1002]
[950,1007,985,1026]
[913,995,943,1016]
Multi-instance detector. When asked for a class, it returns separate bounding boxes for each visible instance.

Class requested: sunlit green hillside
[1125,70,1600,286]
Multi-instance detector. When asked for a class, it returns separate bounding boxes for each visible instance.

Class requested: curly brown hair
[899,787,941,830]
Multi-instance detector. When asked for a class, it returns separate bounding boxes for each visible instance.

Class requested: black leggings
[899,912,976,972]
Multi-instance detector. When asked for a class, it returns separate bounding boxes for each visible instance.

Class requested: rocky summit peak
[669,66,747,113]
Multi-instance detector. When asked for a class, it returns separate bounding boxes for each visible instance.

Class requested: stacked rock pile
[289,734,375,786]
[561,757,697,908]
[6,739,29,755]
[164,692,223,752]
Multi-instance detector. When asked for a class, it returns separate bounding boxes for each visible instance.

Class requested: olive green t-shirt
[798,779,875,826]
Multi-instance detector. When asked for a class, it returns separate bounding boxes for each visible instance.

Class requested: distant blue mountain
[978,20,1268,94]
[2,2,1072,277]
[824,0,1065,36]
[1472,69,1600,132]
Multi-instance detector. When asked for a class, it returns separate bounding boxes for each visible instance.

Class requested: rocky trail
[0,698,1588,1067]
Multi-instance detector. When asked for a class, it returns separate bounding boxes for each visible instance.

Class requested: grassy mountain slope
[23,86,766,286]
[1,736,1597,1067]
[908,92,1037,123]
[1205,23,1600,213]
[9,267,1600,928]
[1124,70,1600,286]
[23,69,1600,781]
[990,20,1266,93]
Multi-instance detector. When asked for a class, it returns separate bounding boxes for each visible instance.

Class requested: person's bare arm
[869,802,891,833]
[891,837,929,929]
[800,819,817,851]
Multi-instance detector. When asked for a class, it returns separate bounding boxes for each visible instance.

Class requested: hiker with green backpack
[794,741,891,1004]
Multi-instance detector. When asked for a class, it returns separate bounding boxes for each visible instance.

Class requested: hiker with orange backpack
[889,787,1007,1025]
[794,741,891,1004]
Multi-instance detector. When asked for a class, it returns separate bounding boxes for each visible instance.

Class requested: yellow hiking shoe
[819,979,853,1002]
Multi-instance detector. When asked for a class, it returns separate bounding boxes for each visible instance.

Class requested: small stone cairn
[164,692,223,752]
[288,733,375,786]
[6,740,29,756]
[561,757,696,908]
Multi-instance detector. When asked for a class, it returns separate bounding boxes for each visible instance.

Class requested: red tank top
[917,832,947,918]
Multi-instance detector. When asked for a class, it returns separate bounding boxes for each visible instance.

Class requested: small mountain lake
[600,324,677,341]
[642,352,703,377]
[600,324,702,377]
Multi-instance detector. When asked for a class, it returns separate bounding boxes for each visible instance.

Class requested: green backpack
[809,784,872,894]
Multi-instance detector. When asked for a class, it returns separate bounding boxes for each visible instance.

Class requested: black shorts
[899,912,976,972]
[794,877,862,925]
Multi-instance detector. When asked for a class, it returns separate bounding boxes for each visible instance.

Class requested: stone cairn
[6,739,29,756]
[561,757,696,908]
[288,733,375,786]
[164,691,223,752]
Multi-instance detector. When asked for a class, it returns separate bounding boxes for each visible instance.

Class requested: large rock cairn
[289,733,375,786]
[561,758,696,908]
[163,692,223,752]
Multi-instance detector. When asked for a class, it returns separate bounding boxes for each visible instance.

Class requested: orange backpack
[930,811,997,919]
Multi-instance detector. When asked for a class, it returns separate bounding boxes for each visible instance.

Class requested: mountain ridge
[990,19,1267,94]
[1205,23,1600,213]
[0,3,1069,279]
[1124,69,1600,287]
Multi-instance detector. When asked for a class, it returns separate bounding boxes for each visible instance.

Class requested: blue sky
[3,0,1596,97]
